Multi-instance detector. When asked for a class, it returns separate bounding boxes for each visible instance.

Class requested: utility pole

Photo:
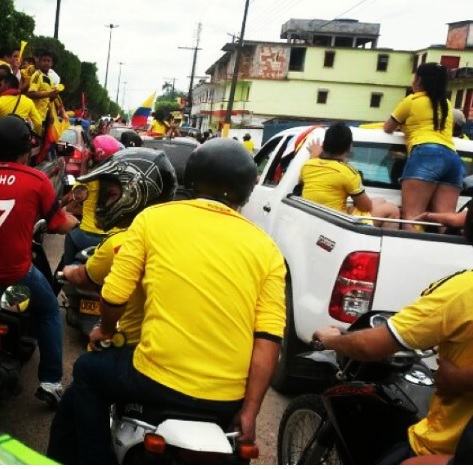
[116,62,125,103]
[54,0,61,39]
[223,0,250,137]
[104,24,119,91]
[178,22,202,118]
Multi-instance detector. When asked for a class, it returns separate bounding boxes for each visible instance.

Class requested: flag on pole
[131,91,156,129]
[19,41,28,62]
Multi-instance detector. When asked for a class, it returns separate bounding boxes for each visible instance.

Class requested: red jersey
[0,162,67,284]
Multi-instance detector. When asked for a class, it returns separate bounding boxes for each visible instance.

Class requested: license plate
[79,299,101,315]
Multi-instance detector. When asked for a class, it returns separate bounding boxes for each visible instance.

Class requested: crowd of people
[1,50,473,465]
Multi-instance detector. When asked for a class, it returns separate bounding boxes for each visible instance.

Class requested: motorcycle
[57,246,101,337]
[111,397,259,465]
[277,310,435,465]
[0,220,51,400]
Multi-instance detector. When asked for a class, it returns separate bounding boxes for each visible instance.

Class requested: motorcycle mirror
[0,285,31,313]
[72,184,89,202]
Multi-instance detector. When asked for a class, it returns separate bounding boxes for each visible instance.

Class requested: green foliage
[2,2,122,120]
[154,99,181,116]
[0,0,35,47]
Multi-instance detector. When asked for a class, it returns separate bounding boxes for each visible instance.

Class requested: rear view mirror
[72,184,89,202]
[1,285,31,313]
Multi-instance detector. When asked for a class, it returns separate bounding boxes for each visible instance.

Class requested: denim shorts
[401,143,465,189]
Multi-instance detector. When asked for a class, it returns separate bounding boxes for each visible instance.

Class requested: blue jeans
[55,347,242,464]
[18,265,62,383]
[63,228,105,265]
[401,143,465,189]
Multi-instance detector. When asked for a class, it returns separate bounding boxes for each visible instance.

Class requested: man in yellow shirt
[313,204,473,462]
[49,138,286,464]
[0,73,42,135]
[26,50,65,129]
[242,133,255,154]
[60,148,177,345]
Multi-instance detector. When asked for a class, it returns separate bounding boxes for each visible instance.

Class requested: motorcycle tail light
[329,251,379,323]
[238,442,259,459]
[144,433,166,454]
[0,324,9,335]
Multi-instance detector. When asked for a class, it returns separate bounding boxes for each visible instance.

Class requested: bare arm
[27,88,59,100]
[416,211,466,228]
[383,116,399,134]
[435,358,473,400]
[313,325,402,361]
[234,338,280,441]
[351,192,373,212]
[63,264,96,290]
[54,211,79,234]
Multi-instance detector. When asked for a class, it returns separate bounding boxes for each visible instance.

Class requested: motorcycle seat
[114,401,223,428]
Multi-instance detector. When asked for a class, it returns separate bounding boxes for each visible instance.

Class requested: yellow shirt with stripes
[102,199,286,401]
[388,270,473,456]
[391,91,455,153]
[0,94,43,135]
[300,158,365,213]
[86,230,144,345]
[28,70,55,121]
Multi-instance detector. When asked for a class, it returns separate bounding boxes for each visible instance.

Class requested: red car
[56,125,92,184]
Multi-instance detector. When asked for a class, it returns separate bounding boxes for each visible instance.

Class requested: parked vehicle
[57,125,92,189]
[277,309,435,464]
[241,125,473,393]
[108,125,142,147]
[111,396,259,464]
[57,247,100,337]
[142,137,198,199]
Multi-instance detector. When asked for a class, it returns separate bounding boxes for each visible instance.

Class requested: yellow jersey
[388,270,473,455]
[149,120,170,136]
[28,70,55,121]
[102,199,286,401]
[242,140,255,153]
[74,180,118,236]
[300,158,365,213]
[86,230,144,345]
[0,94,43,135]
[391,92,455,153]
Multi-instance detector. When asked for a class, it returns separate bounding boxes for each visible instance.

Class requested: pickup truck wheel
[271,278,310,394]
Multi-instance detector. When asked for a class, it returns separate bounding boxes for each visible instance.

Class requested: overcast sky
[13,0,473,111]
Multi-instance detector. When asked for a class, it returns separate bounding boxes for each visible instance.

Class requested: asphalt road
[0,233,292,465]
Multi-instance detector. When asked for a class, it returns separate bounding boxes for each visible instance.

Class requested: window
[440,55,460,69]
[421,53,427,64]
[370,93,383,108]
[260,135,299,187]
[376,54,389,72]
[455,89,464,109]
[289,47,306,72]
[317,89,329,104]
[324,51,335,68]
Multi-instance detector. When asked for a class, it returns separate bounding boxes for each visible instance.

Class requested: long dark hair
[416,62,449,131]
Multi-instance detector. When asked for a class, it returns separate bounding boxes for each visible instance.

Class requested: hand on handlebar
[312,326,342,344]
[88,324,114,352]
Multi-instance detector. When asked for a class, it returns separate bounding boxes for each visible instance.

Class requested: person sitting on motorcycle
[60,147,178,347]
[313,203,473,463]
[61,134,122,266]
[47,138,286,464]
[0,115,79,407]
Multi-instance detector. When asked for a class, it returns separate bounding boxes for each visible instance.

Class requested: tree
[0,0,35,47]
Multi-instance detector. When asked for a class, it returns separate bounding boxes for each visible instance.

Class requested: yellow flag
[19,41,28,62]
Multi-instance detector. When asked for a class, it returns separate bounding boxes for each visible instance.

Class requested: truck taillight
[329,251,379,323]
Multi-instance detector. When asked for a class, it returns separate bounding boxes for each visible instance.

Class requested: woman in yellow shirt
[383,63,464,231]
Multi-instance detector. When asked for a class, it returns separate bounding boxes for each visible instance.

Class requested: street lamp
[104,24,119,91]
[116,62,125,103]
[121,81,127,109]
[54,0,61,39]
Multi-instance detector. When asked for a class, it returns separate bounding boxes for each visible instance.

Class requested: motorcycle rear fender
[156,419,233,453]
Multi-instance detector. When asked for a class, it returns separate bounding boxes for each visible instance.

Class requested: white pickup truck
[241,126,473,393]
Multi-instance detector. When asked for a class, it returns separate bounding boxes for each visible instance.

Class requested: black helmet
[78,147,177,231]
[184,137,257,206]
[0,115,32,162]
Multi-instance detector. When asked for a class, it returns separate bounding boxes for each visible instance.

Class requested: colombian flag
[131,91,156,129]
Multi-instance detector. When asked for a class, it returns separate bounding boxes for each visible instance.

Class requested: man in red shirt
[0,115,78,406]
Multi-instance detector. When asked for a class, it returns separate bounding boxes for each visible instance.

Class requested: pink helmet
[92,135,121,162]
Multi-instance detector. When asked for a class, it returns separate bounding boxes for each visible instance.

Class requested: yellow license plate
[79,299,101,315]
